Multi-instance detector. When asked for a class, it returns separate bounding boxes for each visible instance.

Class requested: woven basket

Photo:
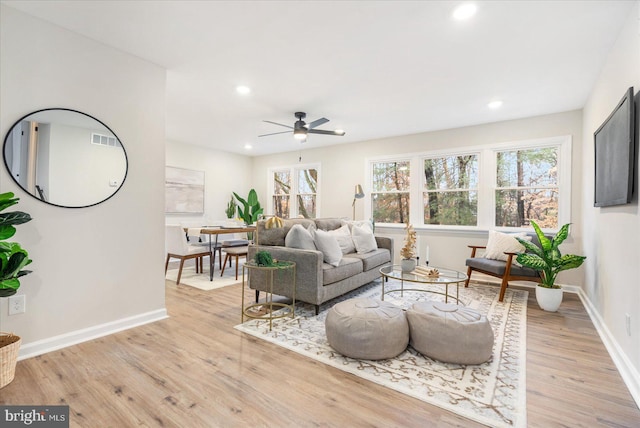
[0,332,21,388]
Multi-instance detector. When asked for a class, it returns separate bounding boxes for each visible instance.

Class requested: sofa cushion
[314,218,344,231]
[347,248,391,271]
[285,224,316,250]
[322,257,363,285]
[328,224,356,254]
[312,228,343,267]
[257,218,315,246]
[465,257,540,278]
[351,223,378,254]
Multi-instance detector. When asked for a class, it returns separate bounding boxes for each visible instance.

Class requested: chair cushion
[222,239,250,247]
[224,246,248,255]
[466,257,539,278]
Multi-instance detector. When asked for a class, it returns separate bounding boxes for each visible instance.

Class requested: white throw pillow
[351,223,378,254]
[284,224,316,250]
[484,231,531,263]
[341,219,374,232]
[328,224,356,254]
[312,229,343,267]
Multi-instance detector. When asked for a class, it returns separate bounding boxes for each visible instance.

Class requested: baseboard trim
[18,309,169,361]
[575,288,640,408]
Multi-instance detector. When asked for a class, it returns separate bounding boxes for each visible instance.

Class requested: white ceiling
[3,1,634,156]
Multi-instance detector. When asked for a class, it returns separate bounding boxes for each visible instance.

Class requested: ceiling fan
[259,112,345,141]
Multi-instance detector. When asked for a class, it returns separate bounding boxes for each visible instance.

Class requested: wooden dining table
[199,226,256,280]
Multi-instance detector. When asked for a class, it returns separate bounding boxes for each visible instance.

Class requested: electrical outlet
[8,294,25,315]
[626,313,631,336]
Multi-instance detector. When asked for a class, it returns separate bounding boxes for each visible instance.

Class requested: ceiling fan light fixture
[334,129,345,135]
[294,128,307,140]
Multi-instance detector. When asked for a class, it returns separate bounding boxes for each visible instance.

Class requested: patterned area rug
[235,280,528,428]
[165,264,243,290]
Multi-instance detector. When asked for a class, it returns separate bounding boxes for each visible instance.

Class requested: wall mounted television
[594,86,636,207]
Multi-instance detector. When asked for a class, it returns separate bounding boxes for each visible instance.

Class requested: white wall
[581,0,640,402]
[165,140,253,227]
[252,110,584,285]
[0,5,167,355]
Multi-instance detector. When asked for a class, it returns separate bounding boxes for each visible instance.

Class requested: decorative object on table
[236,281,528,428]
[516,221,586,312]
[351,184,364,220]
[0,192,33,298]
[413,266,439,277]
[400,223,417,272]
[225,196,237,219]
[264,215,283,229]
[254,250,274,267]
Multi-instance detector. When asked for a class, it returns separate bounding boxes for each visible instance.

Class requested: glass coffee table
[379,265,467,304]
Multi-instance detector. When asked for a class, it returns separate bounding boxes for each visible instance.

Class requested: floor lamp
[352,184,365,220]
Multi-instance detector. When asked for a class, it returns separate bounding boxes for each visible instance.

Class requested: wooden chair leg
[465,266,473,287]
[165,254,171,274]
[220,254,230,277]
[177,259,185,285]
[234,254,240,280]
[499,276,509,302]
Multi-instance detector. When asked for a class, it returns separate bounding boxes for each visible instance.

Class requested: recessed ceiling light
[244,143,252,150]
[452,3,477,21]
[488,100,503,109]
[236,85,251,95]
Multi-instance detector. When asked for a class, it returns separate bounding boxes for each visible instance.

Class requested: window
[371,160,410,223]
[495,147,558,228]
[367,135,570,230]
[269,165,319,218]
[423,154,478,226]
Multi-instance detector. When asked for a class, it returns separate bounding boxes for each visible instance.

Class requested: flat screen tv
[594,87,636,207]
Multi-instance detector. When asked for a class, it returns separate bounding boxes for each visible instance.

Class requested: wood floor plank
[1,279,638,427]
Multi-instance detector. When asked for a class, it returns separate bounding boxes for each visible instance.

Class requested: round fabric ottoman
[406,302,494,364]
[325,297,409,360]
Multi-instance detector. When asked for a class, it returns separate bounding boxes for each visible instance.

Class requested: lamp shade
[354,184,364,199]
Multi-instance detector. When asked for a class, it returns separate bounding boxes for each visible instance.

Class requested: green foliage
[0,192,32,296]
[225,196,237,219]
[233,189,264,225]
[515,221,585,289]
[254,250,274,267]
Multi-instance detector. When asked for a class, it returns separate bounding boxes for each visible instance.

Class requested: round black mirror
[3,108,128,208]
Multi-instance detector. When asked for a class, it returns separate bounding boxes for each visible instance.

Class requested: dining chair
[187,228,223,272]
[165,225,212,285]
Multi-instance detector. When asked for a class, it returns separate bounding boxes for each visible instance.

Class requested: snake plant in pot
[0,192,32,298]
[516,221,585,312]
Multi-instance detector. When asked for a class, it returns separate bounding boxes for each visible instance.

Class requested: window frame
[267,163,321,218]
[365,135,571,232]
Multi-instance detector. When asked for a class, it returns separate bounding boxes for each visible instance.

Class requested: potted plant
[233,189,263,226]
[516,221,586,312]
[0,192,32,389]
[400,223,417,272]
[225,196,237,220]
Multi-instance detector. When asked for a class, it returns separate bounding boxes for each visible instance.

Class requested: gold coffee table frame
[241,261,296,331]
[379,265,467,304]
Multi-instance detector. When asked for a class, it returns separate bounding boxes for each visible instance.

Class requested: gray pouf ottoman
[407,302,494,364]
[325,297,409,360]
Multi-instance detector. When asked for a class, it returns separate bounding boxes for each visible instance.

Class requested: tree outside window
[423,154,478,226]
[495,147,558,228]
[371,160,410,223]
[271,167,318,219]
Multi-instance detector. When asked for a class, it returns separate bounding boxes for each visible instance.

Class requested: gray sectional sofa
[247,218,393,314]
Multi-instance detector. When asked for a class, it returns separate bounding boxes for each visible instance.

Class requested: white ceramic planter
[401,258,416,272]
[535,285,563,312]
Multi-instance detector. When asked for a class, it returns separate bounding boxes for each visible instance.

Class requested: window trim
[366,135,571,232]
[267,163,321,218]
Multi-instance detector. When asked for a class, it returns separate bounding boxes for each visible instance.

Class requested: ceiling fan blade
[308,117,329,129]
[258,130,292,137]
[307,129,346,136]
[263,120,293,129]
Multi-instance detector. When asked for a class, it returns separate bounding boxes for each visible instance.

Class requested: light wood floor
[1,277,639,427]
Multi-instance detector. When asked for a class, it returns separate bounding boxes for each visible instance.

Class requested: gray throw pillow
[284,224,316,250]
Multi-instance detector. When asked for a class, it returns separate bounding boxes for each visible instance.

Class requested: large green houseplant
[233,189,263,225]
[0,192,33,297]
[516,221,585,311]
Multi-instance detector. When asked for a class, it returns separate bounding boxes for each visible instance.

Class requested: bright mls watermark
[1,406,69,427]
